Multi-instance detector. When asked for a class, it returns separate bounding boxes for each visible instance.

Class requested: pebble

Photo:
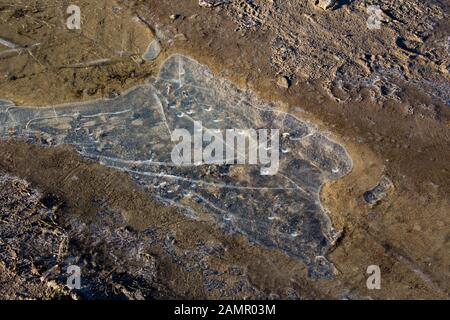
[84,87,97,96]
[199,0,226,7]
[277,76,291,89]
[174,33,188,41]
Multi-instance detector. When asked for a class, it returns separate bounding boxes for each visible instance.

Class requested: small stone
[84,87,97,96]
[314,0,336,10]
[112,6,122,14]
[142,40,161,61]
[277,76,291,89]
[107,90,119,99]
[199,0,227,8]
[174,33,188,41]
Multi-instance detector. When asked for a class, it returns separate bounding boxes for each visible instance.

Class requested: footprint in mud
[0,54,352,279]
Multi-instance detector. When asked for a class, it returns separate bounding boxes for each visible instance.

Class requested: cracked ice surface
[0,55,352,278]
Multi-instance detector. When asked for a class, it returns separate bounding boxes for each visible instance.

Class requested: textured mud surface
[0,55,352,278]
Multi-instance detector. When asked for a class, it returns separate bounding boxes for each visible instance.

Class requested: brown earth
[0,0,448,299]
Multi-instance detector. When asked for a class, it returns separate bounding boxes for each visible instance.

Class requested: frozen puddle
[0,55,352,278]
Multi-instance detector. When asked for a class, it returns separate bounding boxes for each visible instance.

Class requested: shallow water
[0,54,352,278]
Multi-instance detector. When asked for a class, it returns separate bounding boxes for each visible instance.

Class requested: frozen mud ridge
[0,55,352,278]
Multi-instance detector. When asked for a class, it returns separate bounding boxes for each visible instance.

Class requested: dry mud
[0,0,449,299]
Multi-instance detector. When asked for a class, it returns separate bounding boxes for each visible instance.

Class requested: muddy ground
[0,0,448,299]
